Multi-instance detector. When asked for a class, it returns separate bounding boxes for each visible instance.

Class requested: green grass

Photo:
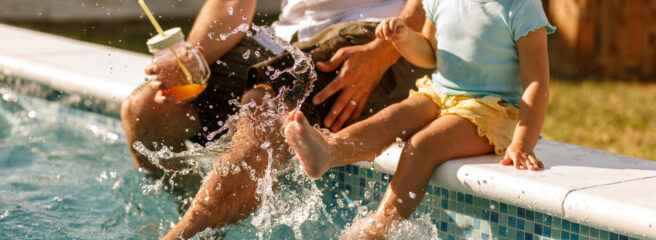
[544,79,656,161]
[2,20,655,161]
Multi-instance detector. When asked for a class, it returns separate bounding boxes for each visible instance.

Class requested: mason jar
[147,27,210,102]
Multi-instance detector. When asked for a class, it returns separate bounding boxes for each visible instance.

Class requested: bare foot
[283,110,335,178]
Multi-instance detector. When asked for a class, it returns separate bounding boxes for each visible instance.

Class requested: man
[120,0,430,238]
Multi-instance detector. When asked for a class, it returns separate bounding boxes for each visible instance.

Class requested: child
[284,0,554,237]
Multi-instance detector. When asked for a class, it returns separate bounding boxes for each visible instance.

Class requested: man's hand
[500,141,544,170]
[145,46,205,104]
[313,41,398,132]
[376,18,410,43]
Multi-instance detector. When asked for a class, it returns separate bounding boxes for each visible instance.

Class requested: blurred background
[1,0,654,160]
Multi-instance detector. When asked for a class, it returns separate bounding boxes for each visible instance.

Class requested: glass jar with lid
[147,27,210,102]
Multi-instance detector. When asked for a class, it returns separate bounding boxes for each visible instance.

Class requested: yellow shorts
[409,76,519,156]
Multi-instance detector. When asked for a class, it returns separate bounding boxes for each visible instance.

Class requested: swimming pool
[1,24,654,240]
[0,87,443,239]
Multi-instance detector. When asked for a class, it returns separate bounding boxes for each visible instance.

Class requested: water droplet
[401,130,407,135]
[227,7,233,15]
[260,141,270,149]
[242,49,251,59]
[409,192,416,199]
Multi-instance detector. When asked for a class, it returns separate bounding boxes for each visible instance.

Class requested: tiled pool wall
[322,165,640,240]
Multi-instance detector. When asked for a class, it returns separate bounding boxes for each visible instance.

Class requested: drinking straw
[138,0,192,83]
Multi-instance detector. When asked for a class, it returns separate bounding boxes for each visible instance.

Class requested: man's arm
[311,0,426,132]
[188,0,257,63]
[121,0,257,173]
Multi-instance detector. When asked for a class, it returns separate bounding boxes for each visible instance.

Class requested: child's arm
[376,18,437,69]
[501,27,550,170]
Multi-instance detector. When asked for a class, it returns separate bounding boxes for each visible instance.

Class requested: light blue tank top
[423,0,555,107]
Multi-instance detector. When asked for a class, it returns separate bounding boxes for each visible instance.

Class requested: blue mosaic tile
[500,203,508,213]
[457,192,465,202]
[526,210,534,221]
[490,211,499,223]
[581,225,589,235]
[572,222,580,233]
[534,223,542,235]
[518,207,526,219]
[482,209,490,221]
[481,232,489,240]
[322,165,631,240]
[590,227,599,237]
[499,226,507,237]
[481,198,490,209]
[509,216,516,228]
[542,215,552,225]
[610,232,619,240]
[562,231,570,239]
[562,219,571,231]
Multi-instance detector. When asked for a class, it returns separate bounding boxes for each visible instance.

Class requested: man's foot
[283,110,335,178]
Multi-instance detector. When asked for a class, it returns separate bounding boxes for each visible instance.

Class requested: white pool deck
[1,23,655,239]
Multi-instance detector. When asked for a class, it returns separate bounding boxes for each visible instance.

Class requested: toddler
[284,0,555,237]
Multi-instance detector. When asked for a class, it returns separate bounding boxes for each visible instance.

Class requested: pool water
[0,89,438,239]
[0,90,181,239]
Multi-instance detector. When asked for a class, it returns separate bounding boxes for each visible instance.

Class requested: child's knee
[403,134,447,167]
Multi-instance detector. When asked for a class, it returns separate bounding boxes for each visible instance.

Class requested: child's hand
[375,17,409,43]
[500,142,544,170]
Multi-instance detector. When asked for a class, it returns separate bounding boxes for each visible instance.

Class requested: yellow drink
[163,84,207,102]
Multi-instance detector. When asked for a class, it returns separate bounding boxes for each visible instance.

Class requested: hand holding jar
[145,27,210,103]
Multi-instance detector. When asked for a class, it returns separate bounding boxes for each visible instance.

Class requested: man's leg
[162,85,290,239]
[121,82,202,174]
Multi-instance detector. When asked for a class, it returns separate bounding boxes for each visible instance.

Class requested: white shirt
[271,0,405,42]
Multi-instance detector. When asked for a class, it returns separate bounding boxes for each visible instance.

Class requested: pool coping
[1,23,655,239]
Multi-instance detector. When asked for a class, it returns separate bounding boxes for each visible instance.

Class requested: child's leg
[284,95,439,178]
[342,114,494,238]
